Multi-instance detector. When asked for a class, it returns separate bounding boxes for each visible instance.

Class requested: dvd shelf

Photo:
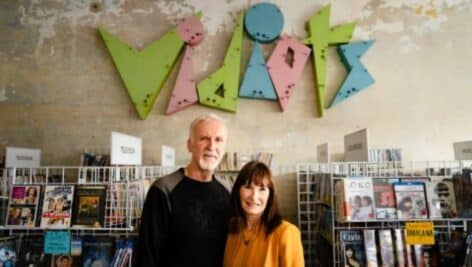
[1,166,178,233]
[297,161,472,267]
[0,165,178,267]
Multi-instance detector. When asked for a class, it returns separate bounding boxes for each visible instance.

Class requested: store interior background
[1,0,471,222]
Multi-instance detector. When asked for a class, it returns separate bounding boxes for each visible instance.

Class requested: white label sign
[5,147,41,168]
[161,145,175,167]
[453,140,472,160]
[317,143,329,163]
[344,128,369,162]
[110,132,142,165]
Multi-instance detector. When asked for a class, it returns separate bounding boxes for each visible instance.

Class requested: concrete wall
[1,0,471,222]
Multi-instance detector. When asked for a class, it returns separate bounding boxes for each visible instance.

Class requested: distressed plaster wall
[1,0,471,222]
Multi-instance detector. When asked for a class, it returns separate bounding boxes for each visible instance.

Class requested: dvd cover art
[413,245,439,267]
[453,169,472,218]
[373,179,398,219]
[340,230,367,267]
[393,182,428,220]
[0,237,17,267]
[363,230,378,267]
[71,186,106,228]
[336,178,375,222]
[50,255,80,267]
[378,230,395,267]
[393,229,407,267]
[16,236,51,267]
[427,177,457,218]
[81,237,114,267]
[6,185,40,227]
[40,185,74,228]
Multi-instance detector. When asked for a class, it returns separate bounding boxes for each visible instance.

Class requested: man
[134,114,232,267]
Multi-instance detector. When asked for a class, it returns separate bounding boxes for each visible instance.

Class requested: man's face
[423,251,431,267]
[187,119,227,171]
[436,183,450,214]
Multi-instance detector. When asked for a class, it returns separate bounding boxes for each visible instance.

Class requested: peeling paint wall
[1,0,472,221]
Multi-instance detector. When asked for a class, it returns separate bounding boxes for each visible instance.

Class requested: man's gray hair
[189,113,227,141]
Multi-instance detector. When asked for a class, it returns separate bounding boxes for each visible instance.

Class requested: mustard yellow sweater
[223,220,305,267]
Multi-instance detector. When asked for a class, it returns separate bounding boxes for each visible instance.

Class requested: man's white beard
[198,157,220,171]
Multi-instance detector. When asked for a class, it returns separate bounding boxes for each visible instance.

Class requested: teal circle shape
[245,3,284,43]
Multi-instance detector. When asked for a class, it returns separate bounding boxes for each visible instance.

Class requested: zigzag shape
[329,40,375,108]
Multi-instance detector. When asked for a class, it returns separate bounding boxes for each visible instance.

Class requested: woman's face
[346,248,353,258]
[24,208,32,217]
[239,179,270,219]
[13,208,21,217]
[27,188,35,197]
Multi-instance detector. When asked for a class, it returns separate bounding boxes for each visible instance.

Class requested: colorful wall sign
[99,4,374,119]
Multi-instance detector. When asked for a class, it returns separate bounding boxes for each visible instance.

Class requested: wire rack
[297,161,472,267]
[0,166,179,236]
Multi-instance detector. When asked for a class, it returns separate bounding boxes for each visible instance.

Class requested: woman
[223,161,304,267]
[344,245,360,267]
[25,186,38,204]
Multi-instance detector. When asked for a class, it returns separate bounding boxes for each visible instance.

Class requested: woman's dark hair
[26,186,37,197]
[228,160,282,236]
[345,244,356,256]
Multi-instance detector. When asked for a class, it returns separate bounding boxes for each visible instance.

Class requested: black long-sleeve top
[134,169,231,267]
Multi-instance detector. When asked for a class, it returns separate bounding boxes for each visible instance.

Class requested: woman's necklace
[242,230,252,245]
[242,224,258,246]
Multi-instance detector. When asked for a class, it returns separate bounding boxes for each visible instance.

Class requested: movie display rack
[0,165,178,235]
[297,161,472,267]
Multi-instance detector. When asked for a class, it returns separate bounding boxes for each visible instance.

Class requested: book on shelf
[6,185,41,227]
[40,185,74,228]
[339,230,367,267]
[16,236,51,267]
[335,177,375,222]
[71,236,82,257]
[363,229,379,267]
[0,236,17,267]
[378,229,395,267]
[320,173,332,204]
[393,182,428,220]
[316,205,332,243]
[71,185,107,228]
[80,153,110,166]
[399,177,430,183]
[405,236,415,267]
[452,168,472,218]
[426,176,457,219]
[393,229,409,267]
[218,151,273,171]
[0,198,7,226]
[373,178,398,220]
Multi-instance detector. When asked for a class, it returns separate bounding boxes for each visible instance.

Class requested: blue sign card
[44,231,71,255]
